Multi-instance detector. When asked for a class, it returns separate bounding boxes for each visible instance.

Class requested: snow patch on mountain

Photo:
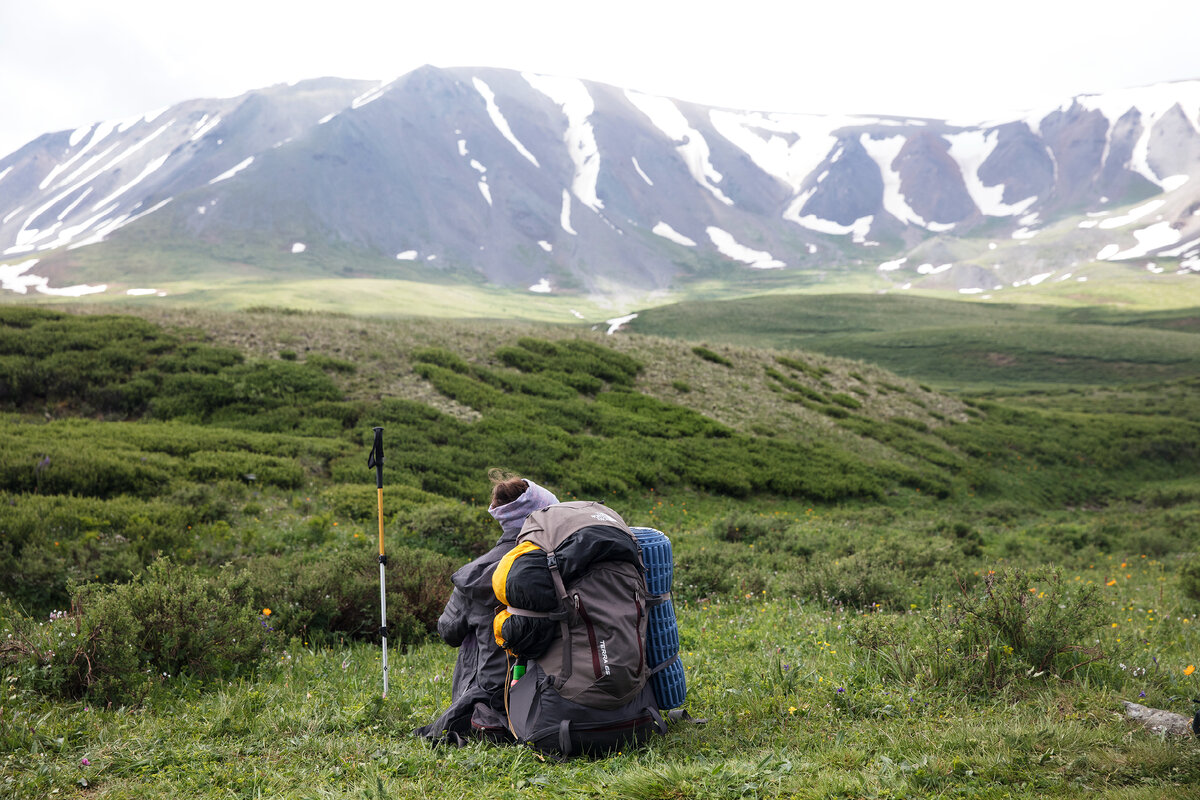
[709,109,840,193]
[1098,199,1164,229]
[190,114,222,142]
[560,189,577,235]
[1107,221,1182,260]
[916,263,953,275]
[65,198,173,251]
[945,130,1038,216]
[652,221,696,247]
[860,134,950,230]
[529,278,551,293]
[473,77,540,167]
[57,188,92,221]
[1077,80,1200,187]
[706,226,784,268]
[209,156,254,185]
[631,157,653,186]
[523,72,603,212]
[1161,175,1189,192]
[0,257,106,296]
[351,82,389,109]
[605,313,637,334]
[626,90,733,206]
[91,153,169,211]
[792,213,873,243]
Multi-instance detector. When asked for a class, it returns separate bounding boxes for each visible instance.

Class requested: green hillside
[630,293,1200,389]
[1,305,1198,798]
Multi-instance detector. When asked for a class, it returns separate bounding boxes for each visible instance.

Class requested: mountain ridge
[1,67,1198,308]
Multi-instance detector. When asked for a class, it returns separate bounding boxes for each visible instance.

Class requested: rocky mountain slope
[1,66,1198,301]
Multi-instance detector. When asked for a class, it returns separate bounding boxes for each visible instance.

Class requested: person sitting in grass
[415,470,558,744]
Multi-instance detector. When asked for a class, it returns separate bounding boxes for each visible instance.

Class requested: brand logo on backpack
[590,512,618,523]
[599,640,612,675]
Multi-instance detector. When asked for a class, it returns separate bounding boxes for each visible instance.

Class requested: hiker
[415,470,558,745]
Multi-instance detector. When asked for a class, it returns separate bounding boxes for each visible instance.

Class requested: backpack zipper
[574,594,603,679]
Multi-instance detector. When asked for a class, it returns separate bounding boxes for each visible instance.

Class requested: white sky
[2,0,1199,159]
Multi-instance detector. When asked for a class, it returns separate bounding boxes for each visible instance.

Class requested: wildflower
[836,687,845,694]
[1106,580,1117,586]
[788,706,797,715]
[262,608,272,617]
[81,758,90,767]
[1185,665,1196,676]
[1139,691,1146,698]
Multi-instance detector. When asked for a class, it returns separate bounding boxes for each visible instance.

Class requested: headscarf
[488,480,559,540]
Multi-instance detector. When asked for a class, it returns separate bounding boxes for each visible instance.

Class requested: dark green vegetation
[1,305,1198,798]
[630,293,1200,389]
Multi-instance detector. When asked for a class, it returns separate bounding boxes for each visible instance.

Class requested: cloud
[2,0,1199,158]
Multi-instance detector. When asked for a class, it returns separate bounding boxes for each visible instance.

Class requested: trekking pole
[367,426,389,698]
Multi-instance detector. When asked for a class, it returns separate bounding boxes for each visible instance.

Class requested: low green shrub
[775,355,830,378]
[239,545,454,645]
[319,483,442,522]
[692,346,734,368]
[391,502,498,561]
[710,511,794,544]
[305,353,356,374]
[829,393,863,409]
[0,558,270,704]
[1181,560,1200,604]
[411,347,470,373]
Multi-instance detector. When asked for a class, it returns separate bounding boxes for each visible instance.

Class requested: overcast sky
[2,0,1199,158]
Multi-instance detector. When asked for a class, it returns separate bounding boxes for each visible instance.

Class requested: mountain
[1,66,1198,305]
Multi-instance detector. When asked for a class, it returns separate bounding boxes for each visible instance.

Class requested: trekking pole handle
[367,427,384,490]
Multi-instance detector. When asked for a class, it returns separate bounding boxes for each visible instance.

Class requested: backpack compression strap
[545,551,573,681]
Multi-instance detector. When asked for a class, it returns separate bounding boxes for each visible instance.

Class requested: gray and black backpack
[491,500,667,757]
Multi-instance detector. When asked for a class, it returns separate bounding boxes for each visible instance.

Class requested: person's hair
[488,468,529,508]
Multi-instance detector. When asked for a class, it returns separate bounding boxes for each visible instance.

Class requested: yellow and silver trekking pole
[367,426,389,698]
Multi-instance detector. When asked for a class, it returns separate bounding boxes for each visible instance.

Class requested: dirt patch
[985,352,1018,366]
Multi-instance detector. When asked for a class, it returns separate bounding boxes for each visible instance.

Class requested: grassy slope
[629,293,1200,389]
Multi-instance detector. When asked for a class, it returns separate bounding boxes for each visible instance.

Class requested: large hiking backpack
[491,501,667,757]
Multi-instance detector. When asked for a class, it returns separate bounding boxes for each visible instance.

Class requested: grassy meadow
[629,293,1200,391]
[1,302,1199,799]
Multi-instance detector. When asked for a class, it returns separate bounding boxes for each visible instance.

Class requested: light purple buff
[488,480,558,538]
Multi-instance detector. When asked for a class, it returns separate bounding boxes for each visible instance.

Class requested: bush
[1181,560,1200,604]
[240,545,455,644]
[711,511,794,544]
[829,393,863,410]
[391,502,498,561]
[0,558,270,704]
[692,346,734,368]
[320,483,442,522]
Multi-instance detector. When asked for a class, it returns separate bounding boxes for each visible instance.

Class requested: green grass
[2,305,1200,798]
[629,294,1200,389]
[3,546,1197,799]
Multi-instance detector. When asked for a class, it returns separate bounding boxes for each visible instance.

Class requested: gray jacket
[415,481,558,742]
